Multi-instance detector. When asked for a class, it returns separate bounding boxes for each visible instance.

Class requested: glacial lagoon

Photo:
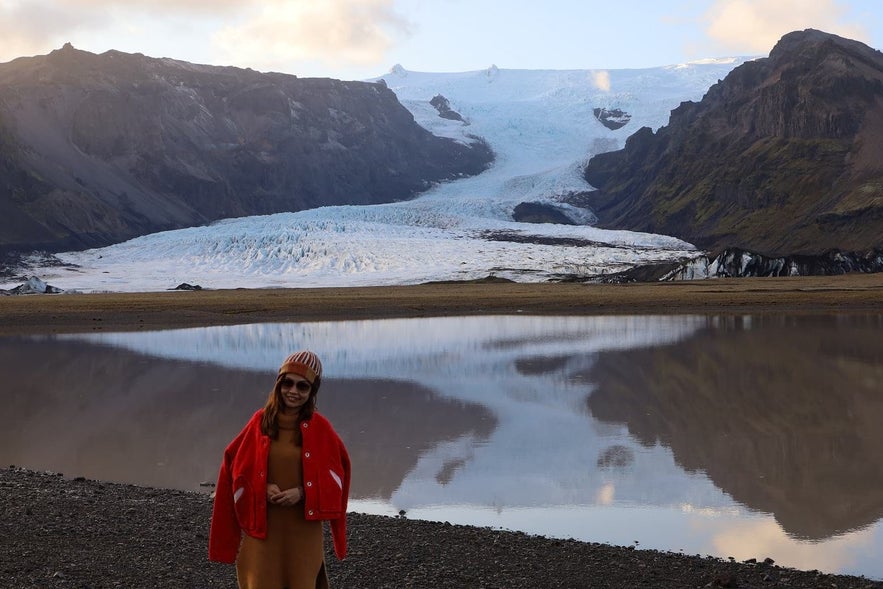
[1,314,881,579]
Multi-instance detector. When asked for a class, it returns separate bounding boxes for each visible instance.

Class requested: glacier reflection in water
[3,314,881,580]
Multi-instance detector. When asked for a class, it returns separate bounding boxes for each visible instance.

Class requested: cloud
[58,0,245,12]
[212,0,412,73]
[595,482,615,505]
[0,0,103,59]
[0,0,410,75]
[591,70,611,92]
[0,0,245,62]
[703,0,869,55]
[708,518,874,574]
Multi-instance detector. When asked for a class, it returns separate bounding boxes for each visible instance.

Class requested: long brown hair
[260,373,321,439]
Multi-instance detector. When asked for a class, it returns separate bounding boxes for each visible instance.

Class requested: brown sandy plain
[1,274,883,335]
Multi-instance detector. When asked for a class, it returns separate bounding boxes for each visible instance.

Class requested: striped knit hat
[278,350,323,384]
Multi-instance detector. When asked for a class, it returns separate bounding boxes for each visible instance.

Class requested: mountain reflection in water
[1,314,881,579]
[0,339,494,498]
[587,314,883,540]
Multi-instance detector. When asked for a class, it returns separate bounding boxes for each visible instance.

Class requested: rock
[512,202,578,225]
[661,247,883,280]
[711,573,738,587]
[3,276,64,295]
[593,107,632,130]
[171,283,202,291]
[429,94,466,123]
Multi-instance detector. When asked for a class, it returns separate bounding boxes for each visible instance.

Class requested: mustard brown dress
[236,411,328,589]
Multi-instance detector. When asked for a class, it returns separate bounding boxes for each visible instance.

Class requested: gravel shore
[2,468,880,589]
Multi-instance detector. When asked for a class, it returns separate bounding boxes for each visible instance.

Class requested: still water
[1,314,881,579]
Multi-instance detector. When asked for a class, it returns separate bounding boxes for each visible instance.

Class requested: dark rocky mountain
[0,44,493,254]
[584,29,883,257]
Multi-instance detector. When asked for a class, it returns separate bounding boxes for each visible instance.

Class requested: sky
[0,0,880,80]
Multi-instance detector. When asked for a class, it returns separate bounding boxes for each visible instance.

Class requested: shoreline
[1,274,882,335]
[2,468,879,588]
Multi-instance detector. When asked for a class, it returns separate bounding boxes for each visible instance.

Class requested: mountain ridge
[0,43,493,254]
[584,29,883,257]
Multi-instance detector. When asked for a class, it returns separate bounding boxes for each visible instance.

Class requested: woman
[209,351,350,589]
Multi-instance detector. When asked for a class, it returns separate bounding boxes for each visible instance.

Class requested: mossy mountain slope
[0,44,492,253]
[584,29,883,256]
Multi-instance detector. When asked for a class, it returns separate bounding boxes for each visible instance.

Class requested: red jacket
[208,409,351,563]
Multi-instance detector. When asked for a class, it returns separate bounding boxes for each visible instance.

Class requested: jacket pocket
[318,467,344,512]
[232,476,256,530]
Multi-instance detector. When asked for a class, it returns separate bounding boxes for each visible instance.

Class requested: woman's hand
[267,484,304,506]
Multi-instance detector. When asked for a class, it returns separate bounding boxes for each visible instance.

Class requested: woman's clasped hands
[266,483,304,506]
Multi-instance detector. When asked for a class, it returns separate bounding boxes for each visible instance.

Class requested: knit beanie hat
[278,350,323,384]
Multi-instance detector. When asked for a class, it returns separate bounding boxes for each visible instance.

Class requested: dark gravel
[2,468,880,589]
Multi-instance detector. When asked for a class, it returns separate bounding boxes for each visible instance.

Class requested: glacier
[4,59,751,292]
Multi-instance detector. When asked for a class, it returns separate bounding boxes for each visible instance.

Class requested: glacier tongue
[6,60,749,293]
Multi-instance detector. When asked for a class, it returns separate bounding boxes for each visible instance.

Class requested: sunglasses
[280,377,312,393]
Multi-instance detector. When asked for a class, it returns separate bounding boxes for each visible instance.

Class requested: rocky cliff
[0,44,493,253]
[584,30,883,257]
